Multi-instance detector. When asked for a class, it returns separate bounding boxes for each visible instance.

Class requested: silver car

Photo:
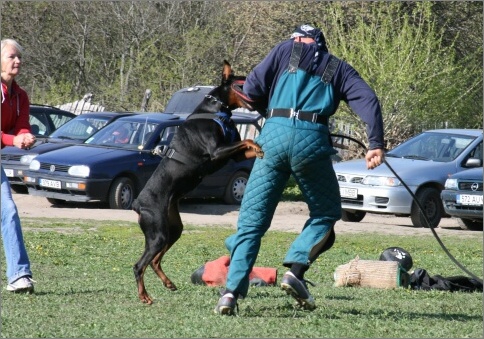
[333,129,483,228]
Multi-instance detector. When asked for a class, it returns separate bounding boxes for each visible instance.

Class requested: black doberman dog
[131,60,264,304]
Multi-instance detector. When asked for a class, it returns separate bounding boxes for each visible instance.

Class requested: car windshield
[387,131,476,162]
[49,115,112,140]
[85,120,158,150]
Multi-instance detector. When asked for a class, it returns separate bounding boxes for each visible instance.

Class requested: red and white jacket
[1,80,31,149]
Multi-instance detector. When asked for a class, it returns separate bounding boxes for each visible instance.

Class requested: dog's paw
[251,143,264,159]
[255,149,264,159]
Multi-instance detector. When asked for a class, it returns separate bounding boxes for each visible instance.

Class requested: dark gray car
[441,167,483,231]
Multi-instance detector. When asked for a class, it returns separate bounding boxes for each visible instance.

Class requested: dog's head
[193,60,267,115]
[221,60,268,115]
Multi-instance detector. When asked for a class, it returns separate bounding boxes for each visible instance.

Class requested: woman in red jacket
[1,38,36,293]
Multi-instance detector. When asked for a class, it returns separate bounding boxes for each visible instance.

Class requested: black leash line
[331,133,483,284]
[383,158,483,284]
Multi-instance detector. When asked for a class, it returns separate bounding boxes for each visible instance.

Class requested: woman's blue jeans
[1,165,32,284]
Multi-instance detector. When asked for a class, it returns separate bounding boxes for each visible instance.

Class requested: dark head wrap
[290,24,328,72]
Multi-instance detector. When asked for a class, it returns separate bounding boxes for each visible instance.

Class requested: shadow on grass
[364,309,483,322]
[28,288,112,296]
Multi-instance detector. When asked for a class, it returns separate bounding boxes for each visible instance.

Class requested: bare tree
[1,0,481,128]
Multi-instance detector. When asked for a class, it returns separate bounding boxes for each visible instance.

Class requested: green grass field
[1,218,482,338]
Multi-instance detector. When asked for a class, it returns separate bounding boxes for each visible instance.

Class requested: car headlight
[20,154,38,165]
[29,160,40,170]
[444,178,458,190]
[362,176,401,187]
[68,165,90,178]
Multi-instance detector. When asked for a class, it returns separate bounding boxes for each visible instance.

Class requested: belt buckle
[291,109,299,120]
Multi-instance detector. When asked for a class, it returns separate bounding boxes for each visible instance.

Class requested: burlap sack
[333,256,409,289]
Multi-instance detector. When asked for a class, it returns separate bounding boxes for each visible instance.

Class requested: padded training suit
[225,39,384,297]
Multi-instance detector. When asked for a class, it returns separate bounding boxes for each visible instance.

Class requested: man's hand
[365,148,385,169]
[13,133,36,149]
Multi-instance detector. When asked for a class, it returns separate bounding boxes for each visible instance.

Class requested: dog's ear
[222,60,233,83]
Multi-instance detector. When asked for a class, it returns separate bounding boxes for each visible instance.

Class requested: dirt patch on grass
[14,193,482,238]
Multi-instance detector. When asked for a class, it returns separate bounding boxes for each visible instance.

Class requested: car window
[86,120,159,150]
[466,141,483,162]
[86,117,112,131]
[158,126,178,145]
[236,123,260,139]
[29,115,49,136]
[50,116,111,140]
[136,122,164,146]
[164,87,213,114]
[388,132,476,162]
[51,113,74,129]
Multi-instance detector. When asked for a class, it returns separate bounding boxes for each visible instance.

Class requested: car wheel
[109,177,135,210]
[223,171,248,205]
[46,198,66,205]
[410,187,443,228]
[341,210,366,222]
[458,218,483,231]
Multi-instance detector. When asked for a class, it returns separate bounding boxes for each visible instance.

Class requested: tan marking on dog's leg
[137,265,153,304]
[151,250,177,291]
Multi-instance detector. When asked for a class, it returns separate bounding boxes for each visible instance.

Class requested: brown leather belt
[267,108,328,125]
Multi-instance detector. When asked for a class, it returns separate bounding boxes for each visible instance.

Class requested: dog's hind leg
[149,199,184,291]
[134,235,172,303]
[134,246,158,304]
[133,208,167,304]
[150,248,177,291]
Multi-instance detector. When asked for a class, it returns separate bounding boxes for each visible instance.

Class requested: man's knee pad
[309,228,336,262]
[320,228,336,253]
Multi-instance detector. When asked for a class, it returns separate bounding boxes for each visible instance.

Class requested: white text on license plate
[39,178,61,189]
[457,194,483,206]
[4,169,14,177]
[340,187,357,199]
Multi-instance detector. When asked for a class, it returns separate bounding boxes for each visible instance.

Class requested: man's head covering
[290,24,328,73]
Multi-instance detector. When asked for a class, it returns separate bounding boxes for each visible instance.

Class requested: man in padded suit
[214,24,385,315]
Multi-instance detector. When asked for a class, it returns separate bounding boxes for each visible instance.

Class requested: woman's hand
[13,133,36,149]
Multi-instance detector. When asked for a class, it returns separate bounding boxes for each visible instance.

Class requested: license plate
[4,168,14,177]
[457,194,483,206]
[39,178,61,189]
[340,187,358,199]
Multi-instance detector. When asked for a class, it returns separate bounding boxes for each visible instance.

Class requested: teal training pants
[225,117,341,297]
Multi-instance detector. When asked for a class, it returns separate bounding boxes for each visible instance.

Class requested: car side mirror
[465,157,483,168]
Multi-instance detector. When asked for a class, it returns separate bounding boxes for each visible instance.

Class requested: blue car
[2,111,134,192]
[23,112,262,209]
[441,167,483,231]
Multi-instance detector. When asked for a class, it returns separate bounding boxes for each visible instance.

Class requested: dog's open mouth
[231,80,263,113]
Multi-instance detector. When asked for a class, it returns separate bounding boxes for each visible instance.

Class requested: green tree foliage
[1,1,229,110]
[323,2,482,148]
[1,1,481,145]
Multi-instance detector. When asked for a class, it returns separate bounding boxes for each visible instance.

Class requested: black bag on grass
[410,268,483,292]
